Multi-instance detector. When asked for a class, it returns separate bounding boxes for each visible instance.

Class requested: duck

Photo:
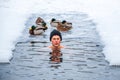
[29,25,36,35]
[36,21,48,30]
[35,17,44,25]
[56,20,72,31]
[62,20,72,27]
[50,18,61,27]
[29,22,48,35]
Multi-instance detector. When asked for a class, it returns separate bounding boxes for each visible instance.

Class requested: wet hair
[50,29,62,41]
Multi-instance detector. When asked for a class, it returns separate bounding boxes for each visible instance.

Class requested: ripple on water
[0,13,115,80]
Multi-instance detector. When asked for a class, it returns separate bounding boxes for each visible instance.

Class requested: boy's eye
[57,38,60,40]
[53,38,56,40]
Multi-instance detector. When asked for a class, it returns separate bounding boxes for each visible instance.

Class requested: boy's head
[50,29,62,41]
[50,29,62,47]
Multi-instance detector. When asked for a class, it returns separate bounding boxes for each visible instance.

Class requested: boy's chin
[54,44,59,47]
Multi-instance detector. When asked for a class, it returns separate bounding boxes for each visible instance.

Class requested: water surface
[0,13,120,80]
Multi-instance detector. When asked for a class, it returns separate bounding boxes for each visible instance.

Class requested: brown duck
[50,18,61,27]
[57,20,72,31]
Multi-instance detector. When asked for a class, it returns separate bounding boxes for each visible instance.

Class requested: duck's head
[31,25,36,30]
[42,22,46,26]
[51,18,56,22]
[62,20,67,24]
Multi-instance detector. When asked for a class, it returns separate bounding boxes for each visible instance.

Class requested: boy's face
[51,35,61,47]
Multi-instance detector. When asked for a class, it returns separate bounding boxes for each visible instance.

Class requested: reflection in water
[49,50,63,68]
[30,41,35,47]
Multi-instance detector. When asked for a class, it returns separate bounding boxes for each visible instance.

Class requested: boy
[49,29,64,50]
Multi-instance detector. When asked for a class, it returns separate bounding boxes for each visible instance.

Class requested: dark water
[0,13,120,80]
